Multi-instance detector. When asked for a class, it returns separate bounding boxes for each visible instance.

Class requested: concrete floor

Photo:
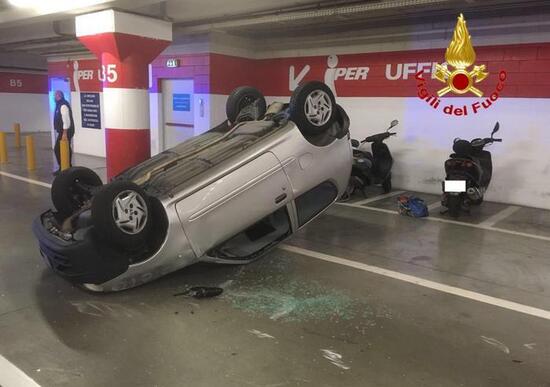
[2,133,550,386]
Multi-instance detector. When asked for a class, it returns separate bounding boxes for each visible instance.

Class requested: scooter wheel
[382,174,392,193]
[447,195,462,218]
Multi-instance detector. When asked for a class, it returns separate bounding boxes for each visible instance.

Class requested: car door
[175,152,292,257]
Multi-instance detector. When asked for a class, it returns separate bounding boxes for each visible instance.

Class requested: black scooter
[441,122,502,218]
[341,119,398,200]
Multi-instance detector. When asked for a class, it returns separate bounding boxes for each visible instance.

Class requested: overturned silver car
[32,81,352,291]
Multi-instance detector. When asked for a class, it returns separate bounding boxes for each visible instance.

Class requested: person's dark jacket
[54,99,75,136]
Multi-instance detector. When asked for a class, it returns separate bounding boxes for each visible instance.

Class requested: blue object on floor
[397,195,429,218]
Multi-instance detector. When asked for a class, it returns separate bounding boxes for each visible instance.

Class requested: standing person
[53,90,75,175]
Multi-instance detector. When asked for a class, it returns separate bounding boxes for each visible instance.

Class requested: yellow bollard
[0,132,7,163]
[60,139,70,171]
[13,123,21,148]
[25,135,36,171]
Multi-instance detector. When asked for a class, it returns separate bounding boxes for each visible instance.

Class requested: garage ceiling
[0,0,549,66]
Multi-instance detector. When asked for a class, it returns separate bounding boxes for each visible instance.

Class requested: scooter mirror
[491,122,500,136]
[351,139,360,148]
[388,119,399,130]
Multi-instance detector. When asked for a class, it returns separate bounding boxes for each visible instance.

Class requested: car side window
[206,206,291,260]
[295,181,338,226]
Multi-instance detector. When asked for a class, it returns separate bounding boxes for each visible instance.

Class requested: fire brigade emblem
[434,14,488,97]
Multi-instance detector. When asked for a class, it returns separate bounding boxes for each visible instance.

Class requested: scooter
[441,122,502,218]
[341,119,398,201]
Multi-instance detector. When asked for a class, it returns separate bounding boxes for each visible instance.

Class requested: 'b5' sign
[98,64,118,83]
[9,79,23,88]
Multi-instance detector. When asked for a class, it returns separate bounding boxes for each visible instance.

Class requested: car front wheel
[51,167,102,217]
[91,181,151,250]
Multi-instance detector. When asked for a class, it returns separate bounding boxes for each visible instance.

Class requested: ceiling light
[9,0,109,13]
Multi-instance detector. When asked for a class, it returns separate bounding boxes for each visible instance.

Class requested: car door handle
[275,193,287,204]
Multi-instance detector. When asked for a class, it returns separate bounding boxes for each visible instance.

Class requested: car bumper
[32,211,129,285]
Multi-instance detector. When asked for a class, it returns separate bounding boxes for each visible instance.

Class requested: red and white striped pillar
[75,10,172,179]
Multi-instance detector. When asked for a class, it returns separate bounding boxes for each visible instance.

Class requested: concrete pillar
[75,10,172,179]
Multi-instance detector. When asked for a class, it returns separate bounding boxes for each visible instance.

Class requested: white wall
[0,92,49,133]
[337,97,550,210]
[193,93,212,135]
[149,92,162,155]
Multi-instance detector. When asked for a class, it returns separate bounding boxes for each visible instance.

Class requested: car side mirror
[491,122,500,136]
[351,139,360,148]
[388,119,398,131]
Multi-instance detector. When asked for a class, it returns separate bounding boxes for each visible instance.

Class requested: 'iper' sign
[415,14,507,117]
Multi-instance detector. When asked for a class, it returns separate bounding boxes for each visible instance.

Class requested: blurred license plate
[444,180,466,193]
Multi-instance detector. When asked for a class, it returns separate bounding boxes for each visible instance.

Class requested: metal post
[13,123,21,148]
[60,139,70,171]
[25,135,36,170]
[0,132,7,163]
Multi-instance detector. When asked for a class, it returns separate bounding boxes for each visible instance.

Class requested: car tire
[382,174,392,193]
[91,180,152,250]
[226,86,266,123]
[289,81,336,137]
[52,167,102,216]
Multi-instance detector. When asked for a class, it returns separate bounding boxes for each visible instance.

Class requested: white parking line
[0,172,52,188]
[427,200,442,211]
[352,190,405,205]
[336,202,550,242]
[0,354,41,387]
[279,244,550,321]
[479,205,521,227]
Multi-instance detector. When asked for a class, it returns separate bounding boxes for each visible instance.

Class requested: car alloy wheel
[304,89,333,127]
[112,190,148,235]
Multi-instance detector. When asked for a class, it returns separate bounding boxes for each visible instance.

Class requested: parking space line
[335,202,550,242]
[353,190,405,205]
[427,200,442,211]
[280,244,550,321]
[0,171,52,188]
[0,354,41,387]
[479,205,521,227]
[338,201,398,214]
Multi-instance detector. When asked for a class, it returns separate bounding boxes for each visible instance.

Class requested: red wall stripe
[48,42,550,98]
[208,42,550,98]
[0,72,47,94]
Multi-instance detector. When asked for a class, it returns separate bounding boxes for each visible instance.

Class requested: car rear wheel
[289,81,336,137]
[52,167,102,217]
[226,86,266,123]
[91,181,151,250]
